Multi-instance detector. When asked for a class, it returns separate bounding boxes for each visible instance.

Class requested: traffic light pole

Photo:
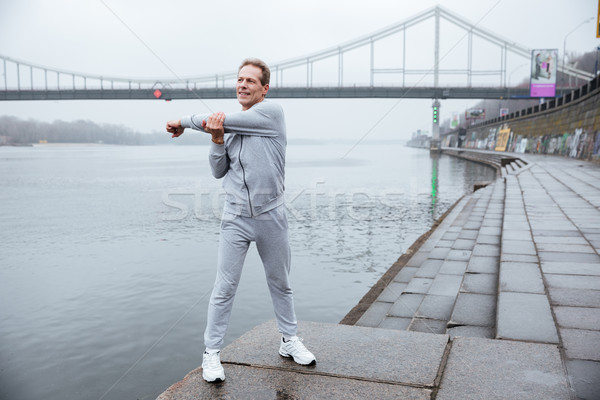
[430,99,441,153]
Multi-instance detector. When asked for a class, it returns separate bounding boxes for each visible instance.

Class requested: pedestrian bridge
[0,5,591,101]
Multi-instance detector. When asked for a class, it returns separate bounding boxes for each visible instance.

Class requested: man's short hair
[239,58,270,86]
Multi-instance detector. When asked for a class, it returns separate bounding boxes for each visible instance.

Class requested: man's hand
[166,120,185,138]
[203,112,225,145]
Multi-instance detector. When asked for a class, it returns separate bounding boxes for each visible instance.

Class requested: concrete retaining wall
[442,76,600,161]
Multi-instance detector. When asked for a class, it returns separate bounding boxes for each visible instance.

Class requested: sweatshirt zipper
[238,136,253,216]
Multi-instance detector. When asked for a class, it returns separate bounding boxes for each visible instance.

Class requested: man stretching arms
[166,58,315,383]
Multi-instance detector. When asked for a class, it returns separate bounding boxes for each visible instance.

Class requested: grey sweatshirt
[181,101,286,217]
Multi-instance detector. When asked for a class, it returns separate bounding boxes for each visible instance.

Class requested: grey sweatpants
[204,205,298,349]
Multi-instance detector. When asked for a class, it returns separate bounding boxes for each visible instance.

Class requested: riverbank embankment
[156,150,600,399]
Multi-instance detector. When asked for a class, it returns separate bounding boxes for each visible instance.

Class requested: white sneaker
[279,336,316,365]
[202,350,225,382]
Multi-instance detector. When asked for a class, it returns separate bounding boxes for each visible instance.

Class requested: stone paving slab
[221,321,449,387]
[538,251,600,263]
[554,306,600,330]
[548,287,600,307]
[461,273,496,295]
[448,293,495,327]
[497,292,558,343]
[389,294,425,318]
[436,337,571,400]
[545,274,600,290]
[157,364,430,400]
[541,261,600,276]
[466,256,498,274]
[499,262,545,293]
[355,301,390,327]
[560,329,600,361]
[566,360,600,400]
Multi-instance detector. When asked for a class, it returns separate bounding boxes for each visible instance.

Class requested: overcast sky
[1,0,599,143]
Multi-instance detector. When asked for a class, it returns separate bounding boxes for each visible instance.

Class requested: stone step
[156,321,571,400]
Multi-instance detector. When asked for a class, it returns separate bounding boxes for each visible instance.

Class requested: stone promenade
[157,151,599,400]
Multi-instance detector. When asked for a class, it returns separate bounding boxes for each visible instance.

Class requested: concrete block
[461,273,496,295]
[502,229,533,241]
[222,321,449,387]
[466,256,498,274]
[435,239,454,248]
[566,360,600,400]
[479,226,501,236]
[463,221,482,230]
[416,295,456,320]
[499,262,545,293]
[389,294,425,318]
[475,234,500,245]
[157,364,431,400]
[501,239,537,255]
[436,337,570,400]
[428,247,451,260]
[446,325,494,340]
[548,288,600,308]
[503,221,531,230]
[452,239,476,250]
[560,328,600,361]
[404,278,433,294]
[458,230,478,240]
[393,266,418,283]
[428,274,463,297]
[534,236,587,244]
[378,316,412,330]
[533,229,583,237]
[538,252,600,264]
[501,253,539,263]
[554,306,600,330]
[541,261,600,276]
[497,292,558,344]
[438,261,468,275]
[406,251,429,267]
[472,244,500,257]
[536,243,596,253]
[442,231,460,241]
[545,274,600,290]
[446,250,472,261]
[481,218,502,228]
[414,259,444,278]
[409,318,447,334]
[448,293,495,328]
[355,301,390,327]
[376,282,407,303]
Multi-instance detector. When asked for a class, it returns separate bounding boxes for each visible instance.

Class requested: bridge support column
[430,99,441,153]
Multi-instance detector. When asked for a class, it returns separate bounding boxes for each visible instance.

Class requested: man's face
[237,65,269,111]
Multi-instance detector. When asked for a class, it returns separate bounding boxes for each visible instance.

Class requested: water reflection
[430,153,439,218]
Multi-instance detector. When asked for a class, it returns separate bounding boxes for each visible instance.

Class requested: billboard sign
[530,49,558,97]
[451,112,459,129]
[465,108,485,120]
[495,128,511,152]
[597,0,600,38]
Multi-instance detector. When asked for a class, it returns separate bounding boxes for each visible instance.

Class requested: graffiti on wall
[457,126,600,160]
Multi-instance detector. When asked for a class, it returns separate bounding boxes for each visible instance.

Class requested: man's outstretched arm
[180,102,283,138]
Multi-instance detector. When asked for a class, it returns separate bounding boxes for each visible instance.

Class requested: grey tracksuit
[181,100,297,349]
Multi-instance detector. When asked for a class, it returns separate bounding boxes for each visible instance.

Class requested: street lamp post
[562,17,594,87]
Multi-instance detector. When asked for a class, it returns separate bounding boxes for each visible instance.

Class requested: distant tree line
[0,116,209,145]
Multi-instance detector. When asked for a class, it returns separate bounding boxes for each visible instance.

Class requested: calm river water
[0,143,495,400]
